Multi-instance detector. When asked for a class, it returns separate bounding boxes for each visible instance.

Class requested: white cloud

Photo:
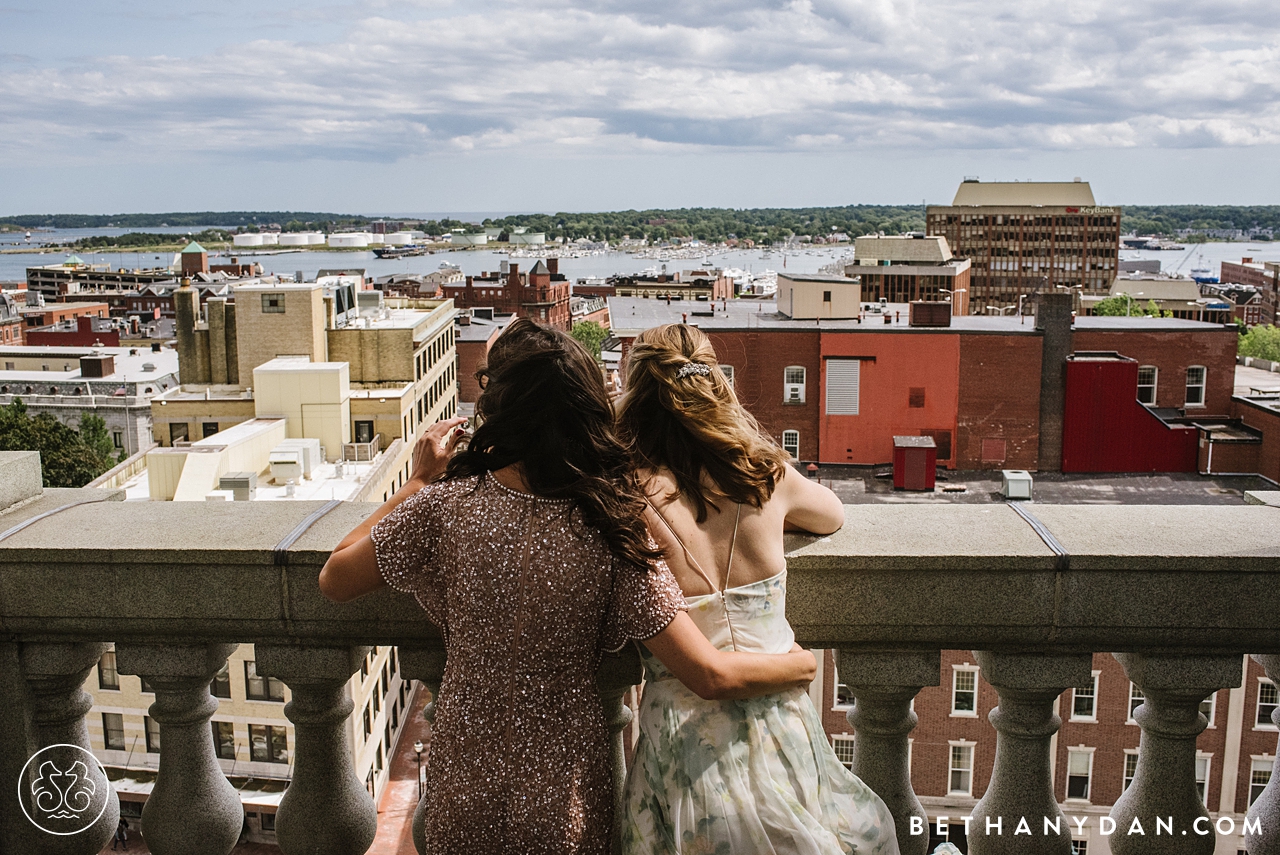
[0,0,1278,166]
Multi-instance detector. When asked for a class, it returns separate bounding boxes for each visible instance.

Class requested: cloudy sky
[1,0,1277,214]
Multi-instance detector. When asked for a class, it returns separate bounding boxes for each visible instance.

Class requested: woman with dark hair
[319,318,816,855]
[616,323,909,855]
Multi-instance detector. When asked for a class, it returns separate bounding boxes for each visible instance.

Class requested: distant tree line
[1121,206,1280,238]
[0,211,360,230]
[69,229,233,249]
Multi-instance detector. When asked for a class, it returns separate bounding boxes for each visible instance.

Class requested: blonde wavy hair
[616,323,790,522]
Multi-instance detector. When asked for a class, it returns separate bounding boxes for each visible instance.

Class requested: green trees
[570,321,610,360]
[1092,296,1171,318]
[0,400,119,487]
[1239,325,1280,362]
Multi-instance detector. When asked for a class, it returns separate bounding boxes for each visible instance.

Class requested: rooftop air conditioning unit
[1001,470,1033,500]
[785,384,804,404]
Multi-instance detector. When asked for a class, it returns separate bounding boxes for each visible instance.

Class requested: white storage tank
[368,233,385,245]
[328,233,370,248]
[278,233,309,246]
[307,232,326,245]
[386,232,415,246]
[233,233,265,247]
[260,233,279,245]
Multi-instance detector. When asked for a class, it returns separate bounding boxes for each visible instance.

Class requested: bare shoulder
[776,463,844,535]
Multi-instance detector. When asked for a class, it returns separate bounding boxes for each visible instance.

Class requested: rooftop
[1107,274,1202,301]
[605,298,1232,336]
[0,344,179,382]
[949,180,1097,207]
[854,234,953,264]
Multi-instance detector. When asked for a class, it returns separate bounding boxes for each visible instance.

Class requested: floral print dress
[619,501,901,855]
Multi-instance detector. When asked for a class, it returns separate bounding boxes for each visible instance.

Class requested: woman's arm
[642,612,815,701]
[779,464,845,535]
[318,417,468,603]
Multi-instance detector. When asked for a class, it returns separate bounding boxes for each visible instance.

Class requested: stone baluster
[1110,653,1241,855]
[599,645,645,841]
[114,643,242,855]
[255,644,376,855]
[838,650,940,855]
[968,651,1092,855]
[1246,655,1280,855]
[18,642,120,855]
[399,647,446,855]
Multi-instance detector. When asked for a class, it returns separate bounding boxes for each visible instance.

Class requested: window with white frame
[1201,692,1217,728]
[1258,679,1278,729]
[831,735,855,770]
[784,366,806,404]
[1185,366,1206,407]
[1071,673,1099,721]
[1066,748,1093,800]
[1071,840,1088,855]
[719,365,734,388]
[1137,366,1158,405]
[949,743,974,795]
[782,430,800,460]
[1123,751,1139,792]
[1195,753,1211,806]
[825,359,860,415]
[952,667,978,716]
[1251,758,1273,807]
[1128,683,1144,722]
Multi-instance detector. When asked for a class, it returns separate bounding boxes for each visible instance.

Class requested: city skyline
[0,0,1277,214]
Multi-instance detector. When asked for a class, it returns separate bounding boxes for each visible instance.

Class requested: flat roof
[0,345,180,382]
[606,297,1232,336]
[949,180,1097,207]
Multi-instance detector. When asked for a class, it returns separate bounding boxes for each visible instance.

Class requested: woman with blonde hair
[616,323,900,855]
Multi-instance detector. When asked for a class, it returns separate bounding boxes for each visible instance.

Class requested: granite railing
[2,450,1280,855]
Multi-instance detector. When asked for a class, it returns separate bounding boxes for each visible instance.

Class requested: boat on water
[373,245,431,259]
[1190,254,1219,284]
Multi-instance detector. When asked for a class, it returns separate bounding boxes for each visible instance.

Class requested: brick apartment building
[608,291,1237,472]
[926,180,1122,313]
[846,234,972,316]
[574,267,734,301]
[1220,258,1280,325]
[441,259,571,330]
[817,650,1277,854]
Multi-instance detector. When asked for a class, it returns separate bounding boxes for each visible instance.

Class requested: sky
[0,0,1277,215]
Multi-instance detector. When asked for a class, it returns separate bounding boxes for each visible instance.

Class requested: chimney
[459,311,471,326]
[547,257,559,277]
[508,263,520,290]
[1035,293,1074,472]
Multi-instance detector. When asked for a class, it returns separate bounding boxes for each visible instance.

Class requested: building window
[825,359,860,415]
[908,387,926,408]
[202,422,219,439]
[831,735,855,770]
[1137,365,1158,405]
[354,420,375,444]
[782,430,800,460]
[1128,683,1144,722]
[244,661,285,702]
[1185,366,1206,407]
[211,663,231,699]
[1066,749,1093,800]
[102,713,125,751]
[1202,692,1217,727]
[249,724,289,763]
[1195,754,1211,806]
[144,716,161,754]
[99,651,120,690]
[1251,758,1273,806]
[170,422,188,444]
[212,721,235,760]
[1071,674,1099,721]
[1258,680,1278,728]
[1123,751,1139,792]
[719,365,734,388]
[949,743,974,795]
[951,667,978,716]
[1071,841,1088,855]
[784,366,806,404]
[261,293,285,313]
[112,431,123,448]
[260,812,276,832]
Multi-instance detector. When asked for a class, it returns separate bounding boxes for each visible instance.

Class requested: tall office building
[927,180,1122,313]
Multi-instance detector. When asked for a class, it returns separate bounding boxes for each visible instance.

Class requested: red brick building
[609,297,1237,472]
[454,310,513,405]
[1219,258,1280,325]
[25,314,121,347]
[442,259,571,330]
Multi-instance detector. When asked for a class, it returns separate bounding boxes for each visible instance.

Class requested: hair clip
[675,362,712,379]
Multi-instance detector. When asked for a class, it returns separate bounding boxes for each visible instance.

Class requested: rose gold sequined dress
[372,473,685,855]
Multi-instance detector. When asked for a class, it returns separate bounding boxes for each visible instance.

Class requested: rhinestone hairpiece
[675,362,712,379]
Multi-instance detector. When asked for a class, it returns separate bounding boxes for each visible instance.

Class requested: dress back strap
[722,502,743,592]
[646,497,743,594]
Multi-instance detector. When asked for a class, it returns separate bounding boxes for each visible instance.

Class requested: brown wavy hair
[616,323,790,522]
[444,317,660,570]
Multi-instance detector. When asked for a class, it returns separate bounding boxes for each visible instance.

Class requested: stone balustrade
[1,469,1279,854]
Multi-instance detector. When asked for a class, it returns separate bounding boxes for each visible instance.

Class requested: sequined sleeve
[601,556,687,654]
[370,486,443,601]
